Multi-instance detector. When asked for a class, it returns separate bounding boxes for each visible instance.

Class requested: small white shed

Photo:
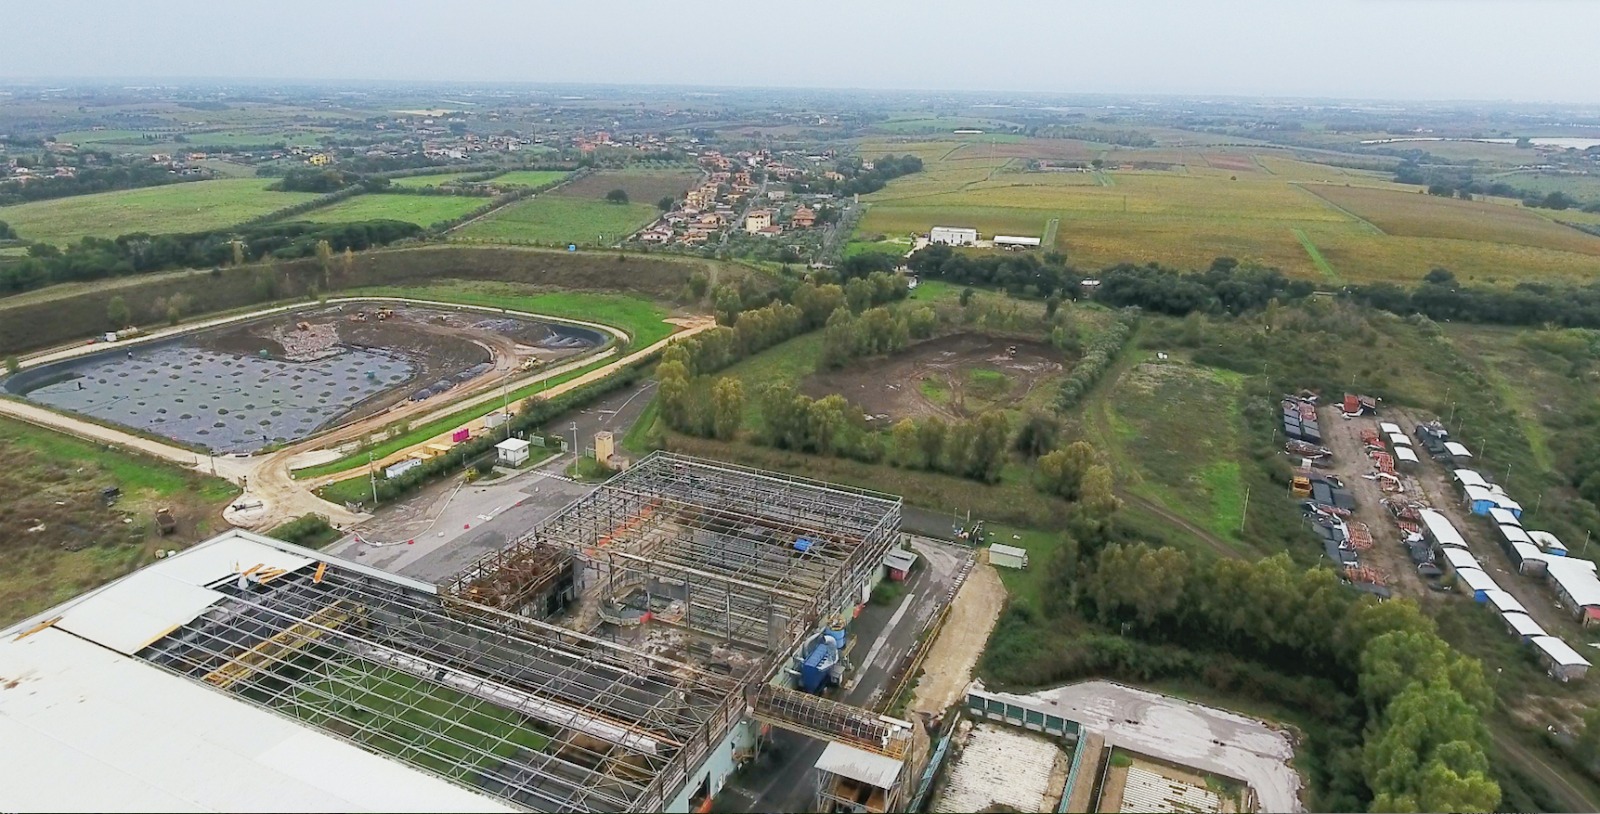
[1532,635,1590,682]
[495,438,531,466]
[989,544,1029,569]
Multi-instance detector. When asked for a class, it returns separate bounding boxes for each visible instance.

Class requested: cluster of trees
[272,168,391,194]
[1347,268,1600,329]
[0,162,211,207]
[1095,259,1315,316]
[1055,312,1136,411]
[908,244,1078,298]
[883,412,1013,482]
[820,302,935,368]
[0,220,421,295]
[795,154,924,197]
[267,513,335,548]
[0,220,15,240]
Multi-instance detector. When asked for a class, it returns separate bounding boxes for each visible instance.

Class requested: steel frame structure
[137,561,743,812]
[445,452,904,652]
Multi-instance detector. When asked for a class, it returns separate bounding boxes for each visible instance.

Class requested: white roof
[1498,524,1533,546]
[1454,469,1487,489]
[1547,559,1600,606]
[1488,507,1521,527]
[1497,497,1523,512]
[1388,433,1412,447]
[1483,590,1527,615]
[990,543,1028,559]
[1442,548,1480,570]
[1445,441,1472,457]
[1456,568,1498,593]
[0,531,512,813]
[1465,484,1498,503]
[883,549,918,570]
[1532,635,1591,668]
[1512,542,1544,563]
[1528,530,1566,551]
[816,741,903,789]
[1394,447,1419,462]
[495,437,531,452]
[993,235,1042,245]
[1419,509,1466,548]
[1503,612,1546,638]
[1379,422,1402,435]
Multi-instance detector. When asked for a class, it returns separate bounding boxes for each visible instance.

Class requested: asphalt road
[327,379,658,582]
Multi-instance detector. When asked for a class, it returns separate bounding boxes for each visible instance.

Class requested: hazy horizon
[4,0,1600,105]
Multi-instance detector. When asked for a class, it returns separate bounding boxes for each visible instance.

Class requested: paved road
[327,378,660,582]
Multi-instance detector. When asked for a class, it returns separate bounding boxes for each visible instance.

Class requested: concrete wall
[667,718,757,812]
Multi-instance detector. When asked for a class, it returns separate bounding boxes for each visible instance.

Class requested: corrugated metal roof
[153,534,313,587]
[1499,525,1533,546]
[883,549,918,570]
[1454,469,1487,488]
[1443,548,1480,570]
[0,627,514,813]
[1445,442,1472,457]
[1379,422,1402,435]
[816,741,903,789]
[1532,635,1591,668]
[1503,613,1546,637]
[1547,558,1600,606]
[1387,433,1412,446]
[1395,447,1419,462]
[990,544,1028,559]
[1419,509,1466,548]
[1528,530,1566,551]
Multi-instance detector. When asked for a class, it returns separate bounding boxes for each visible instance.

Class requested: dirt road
[1321,409,1429,598]
[912,551,1004,716]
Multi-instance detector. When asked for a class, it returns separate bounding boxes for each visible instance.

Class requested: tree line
[1395,161,1600,211]
[1054,311,1136,411]
[908,244,1079,298]
[0,162,213,207]
[0,220,421,295]
[1346,268,1600,329]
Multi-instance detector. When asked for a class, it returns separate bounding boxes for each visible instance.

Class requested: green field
[388,172,480,188]
[493,170,571,188]
[457,197,658,245]
[552,169,701,205]
[854,135,1600,284]
[288,664,550,778]
[295,194,485,227]
[0,179,321,245]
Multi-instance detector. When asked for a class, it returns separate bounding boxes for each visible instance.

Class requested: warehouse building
[929,226,979,246]
[0,453,926,813]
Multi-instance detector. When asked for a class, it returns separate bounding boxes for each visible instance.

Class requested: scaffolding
[442,452,904,653]
[137,559,745,812]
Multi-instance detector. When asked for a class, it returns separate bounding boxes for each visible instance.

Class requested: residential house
[791,207,816,228]
[744,210,772,234]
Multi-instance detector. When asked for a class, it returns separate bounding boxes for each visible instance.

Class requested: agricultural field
[1305,184,1600,256]
[800,334,1062,423]
[457,197,659,245]
[855,136,1600,284]
[388,172,481,188]
[294,193,485,227]
[551,168,701,204]
[0,417,237,626]
[0,178,321,245]
[492,170,571,188]
[1488,171,1600,204]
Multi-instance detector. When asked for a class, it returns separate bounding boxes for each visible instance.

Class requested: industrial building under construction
[0,452,927,813]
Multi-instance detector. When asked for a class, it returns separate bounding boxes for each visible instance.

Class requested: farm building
[1441,547,1481,575]
[1498,524,1533,549]
[1531,635,1591,682]
[1455,568,1498,602]
[1394,446,1419,470]
[1511,543,1548,576]
[992,235,1042,248]
[1484,590,1528,617]
[1453,469,1488,491]
[1503,612,1547,643]
[1544,556,1600,622]
[0,454,928,813]
[1444,441,1474,461]
[495,437,531,466]
[1528,530,1567,557]
[1487,507,1521,528]
[1419,509,1467,550]
[929,226,979,246]
[989,544,1029,569]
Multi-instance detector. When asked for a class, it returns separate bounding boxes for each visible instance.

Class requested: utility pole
[570,421,579,459]
[368,451,378,506]
[501,371,512,438]
[1240,486,1251,533]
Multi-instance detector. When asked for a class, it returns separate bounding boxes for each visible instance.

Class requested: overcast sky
[4,0,1597,104]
